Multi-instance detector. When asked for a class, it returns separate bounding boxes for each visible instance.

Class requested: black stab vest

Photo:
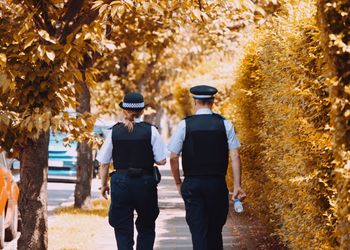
[111,122,155,170]
[182,114,229,176]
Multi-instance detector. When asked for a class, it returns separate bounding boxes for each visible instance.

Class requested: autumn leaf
[98,4,109,15]
[243,0,256,11]
[46,50,56,61]
[37,45,46,59]
[0,53,6,68]
[192,9,203,21]
[104,40,117,51]
[0,73,10,92]
[38,30,56,44]
[124,0,134,7]
[24,37,36,49]
[92,0,105,10]
[27,120,33,133]
[150,3,164,15]
[64,44,72,54]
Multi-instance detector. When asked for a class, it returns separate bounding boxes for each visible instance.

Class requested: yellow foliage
[91,79,124,117]
[317,1,350,247]
[214,87,241,190]
[0,1,106,152]
[53,199,109,217]
[230,1,336,248]
[168,83,193,118]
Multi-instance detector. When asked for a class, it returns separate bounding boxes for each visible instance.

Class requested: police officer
[168,85,246,250]
[97,92,166,250]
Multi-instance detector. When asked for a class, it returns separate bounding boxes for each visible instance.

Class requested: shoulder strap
[212,113,226,120]
[183,115,194,120]
[141,121,158,130]
[110,122,123,129]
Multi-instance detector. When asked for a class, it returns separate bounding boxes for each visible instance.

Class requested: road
[47,178,101,214]
[3,178,101,250]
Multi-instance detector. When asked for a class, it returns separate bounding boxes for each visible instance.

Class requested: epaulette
[110,122,123,129]
[142,121,159,129]
[183,115,194,120]
[212,113,226,120]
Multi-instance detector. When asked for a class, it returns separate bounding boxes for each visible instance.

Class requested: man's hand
[233,186,247,200]
[176,183,182,197]
[101,185,110,200]
[230,148,246,200]
[170,152,183,197]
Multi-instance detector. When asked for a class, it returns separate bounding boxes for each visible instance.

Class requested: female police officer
[97,92,166,250]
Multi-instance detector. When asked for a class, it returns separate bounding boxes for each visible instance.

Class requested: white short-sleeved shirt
[96,118,167,164]
[167,108,241,154]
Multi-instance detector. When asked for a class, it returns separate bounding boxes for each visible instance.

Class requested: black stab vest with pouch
[112,122,155,171]
[182,114,229,176]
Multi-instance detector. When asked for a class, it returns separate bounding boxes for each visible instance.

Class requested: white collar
[134,117,142,123]
[195,108,213,115]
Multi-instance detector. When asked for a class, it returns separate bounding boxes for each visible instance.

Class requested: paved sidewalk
[94,165,237,249]
[155,167,237,249]
[94,164,284,249]
[155,165,285,250]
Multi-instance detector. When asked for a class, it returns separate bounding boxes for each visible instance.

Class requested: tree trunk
[144,106,163,132]
[18,132,49,250]
[74,80,93,208]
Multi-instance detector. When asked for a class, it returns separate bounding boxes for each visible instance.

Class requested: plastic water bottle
[233,198,244,213]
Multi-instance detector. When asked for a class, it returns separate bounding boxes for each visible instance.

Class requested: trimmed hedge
[228,1,336,249]
[317,1,350,248]
[168,2,350,247]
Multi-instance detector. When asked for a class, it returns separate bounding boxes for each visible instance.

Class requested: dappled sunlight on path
[154,164,237,249]
[49,214,116,250]
[48,163,283,249]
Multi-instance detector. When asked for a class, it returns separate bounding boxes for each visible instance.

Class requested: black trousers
[109,172,159,250]
[181,176,229,250]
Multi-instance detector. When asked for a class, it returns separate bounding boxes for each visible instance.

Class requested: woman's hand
[176,183,182,197]
[99,164,110,199]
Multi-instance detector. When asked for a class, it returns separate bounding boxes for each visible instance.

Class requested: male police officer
[168,85,246,250]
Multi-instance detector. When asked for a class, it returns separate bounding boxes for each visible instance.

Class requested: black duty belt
[112,168,153,177]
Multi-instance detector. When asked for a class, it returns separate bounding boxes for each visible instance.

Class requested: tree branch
[106,14,112,39]
[59,8,99,44]
[22,0,46,30]
[59,0,86,40]
[136,58,159,91]
[198,0,205,22]
[39,1,56,35]
[62,0,86,22]
[198,0,203,11]
[59,0,113,44]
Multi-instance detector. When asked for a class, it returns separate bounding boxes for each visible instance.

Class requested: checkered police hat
[190,85,218,100]
[119,92,146,110]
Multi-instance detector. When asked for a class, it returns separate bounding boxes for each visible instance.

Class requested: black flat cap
[119,92,146,110]
[190,85,218,100]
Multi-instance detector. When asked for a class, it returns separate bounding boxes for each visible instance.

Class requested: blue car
[12,124,110,183]
[49,125,110,181]
[47,131,78,183]
[92,124,111,177]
